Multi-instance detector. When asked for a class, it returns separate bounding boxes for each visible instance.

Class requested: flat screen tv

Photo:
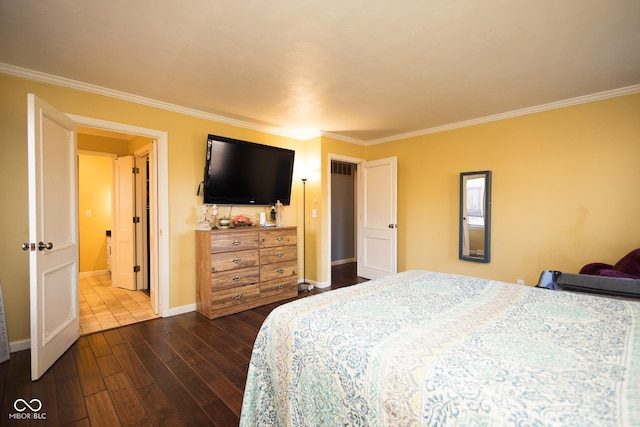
[202,134,295,206]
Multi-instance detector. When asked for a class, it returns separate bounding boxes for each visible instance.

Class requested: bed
[239,270,640,426]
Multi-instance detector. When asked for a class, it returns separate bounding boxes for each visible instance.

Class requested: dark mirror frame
[459,170,492,263]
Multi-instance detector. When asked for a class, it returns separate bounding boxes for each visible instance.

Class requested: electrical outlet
[516,279,524,285]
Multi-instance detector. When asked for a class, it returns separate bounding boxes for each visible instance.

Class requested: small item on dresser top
[197,205,211,230]
[233,214,253,227]
[275,200,284,227]
[210,204,219,229]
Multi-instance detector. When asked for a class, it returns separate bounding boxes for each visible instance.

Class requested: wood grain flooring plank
[188,322,253,365]
[110,344,154,390]
[95,354,122,378]
[51,347,78,382]
[73,345,106,396]
[86,333,112,358]
[128,339,213,426]
[117,324,147,348]
[104,372,151,427]
[136,328,182,365]
[85,390,120,427]
[135,383,188,427]
[30,370,60,427]
[55,376,87,425]
[102,328,126,347]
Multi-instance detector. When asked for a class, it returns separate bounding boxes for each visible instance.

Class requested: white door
[26,94,79,381]
[114,155,136,290]
[134,148,158,313]
[358,157,398,279]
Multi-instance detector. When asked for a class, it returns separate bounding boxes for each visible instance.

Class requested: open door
[26,94,79,380]
[358,157,398,279]
[113,155,136,290]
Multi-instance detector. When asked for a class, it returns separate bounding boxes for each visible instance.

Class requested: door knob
[38,242,53,251]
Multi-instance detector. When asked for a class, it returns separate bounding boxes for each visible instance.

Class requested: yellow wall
[78,154,113,272]
[78,133,129,156]
[365,93,640,285]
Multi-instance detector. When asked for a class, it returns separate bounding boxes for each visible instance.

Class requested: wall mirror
[459,171,491,262]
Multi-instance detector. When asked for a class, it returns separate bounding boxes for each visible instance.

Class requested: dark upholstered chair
[579,249,640,279]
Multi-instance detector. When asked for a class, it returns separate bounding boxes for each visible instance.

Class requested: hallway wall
[78,154,113,272]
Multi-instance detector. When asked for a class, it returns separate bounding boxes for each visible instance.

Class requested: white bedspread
[240,270,640,426]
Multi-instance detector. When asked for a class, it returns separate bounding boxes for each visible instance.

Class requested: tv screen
[203,134,295,206]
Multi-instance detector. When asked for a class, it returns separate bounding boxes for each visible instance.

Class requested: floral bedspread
[240,270,640,426]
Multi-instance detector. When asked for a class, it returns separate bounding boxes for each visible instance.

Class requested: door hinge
[133,216,140,223]
[133,265,141,273]
[133,167,140,174]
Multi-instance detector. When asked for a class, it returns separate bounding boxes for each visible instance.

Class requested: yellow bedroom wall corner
[365,92,640,286]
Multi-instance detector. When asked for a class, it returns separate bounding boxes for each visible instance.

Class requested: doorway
[328,155,364,284]
[77,127,159,335]
[327,154,398,283]
[331,160,357,266]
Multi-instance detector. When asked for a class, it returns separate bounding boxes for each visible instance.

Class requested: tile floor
[79,272,159,335]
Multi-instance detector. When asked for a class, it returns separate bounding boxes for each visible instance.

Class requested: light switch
[311,209,317,218]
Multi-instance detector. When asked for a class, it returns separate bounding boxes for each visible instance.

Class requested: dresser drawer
[259,228,297,248]
[211,249,259,272]
[210,229,259,253]
[211,283,260,310]
[260,245,297,264]
[260,260,297,282]
[211,266,259,290]
[260,277,298,299]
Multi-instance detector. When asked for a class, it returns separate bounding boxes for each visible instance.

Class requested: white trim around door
[68,115,170,317]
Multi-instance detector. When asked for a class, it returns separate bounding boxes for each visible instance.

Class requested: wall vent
[331,161,354,176]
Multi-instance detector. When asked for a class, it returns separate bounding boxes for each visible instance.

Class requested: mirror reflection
[459,171,491,262]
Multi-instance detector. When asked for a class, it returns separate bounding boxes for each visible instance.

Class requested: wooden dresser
[195,226,298,319]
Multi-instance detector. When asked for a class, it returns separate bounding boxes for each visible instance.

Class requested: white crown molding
[320,131,369,146]
[3,62,638,146]
[364,84,640,146]
[0,62,320,141]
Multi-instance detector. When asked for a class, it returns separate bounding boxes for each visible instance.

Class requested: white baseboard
[79,270,109,278]
[315,280,331,289]
[331,258,356,266]
[9,339,30,353]
[164,303,196,317]
[299,278,331,289]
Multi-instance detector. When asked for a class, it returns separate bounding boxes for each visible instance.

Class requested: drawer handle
[277,284,284,289]
[276,252,283,257]
[233,258,241,263]
[233,293,242,300]
[276,268,284,274]
[276,236,283,242]
[233,276,241,282]
[232,240,241,246]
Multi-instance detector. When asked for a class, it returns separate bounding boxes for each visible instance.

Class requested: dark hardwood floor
[0,263,367,426]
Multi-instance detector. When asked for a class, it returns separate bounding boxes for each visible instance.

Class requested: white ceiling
[1,1,639,143]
